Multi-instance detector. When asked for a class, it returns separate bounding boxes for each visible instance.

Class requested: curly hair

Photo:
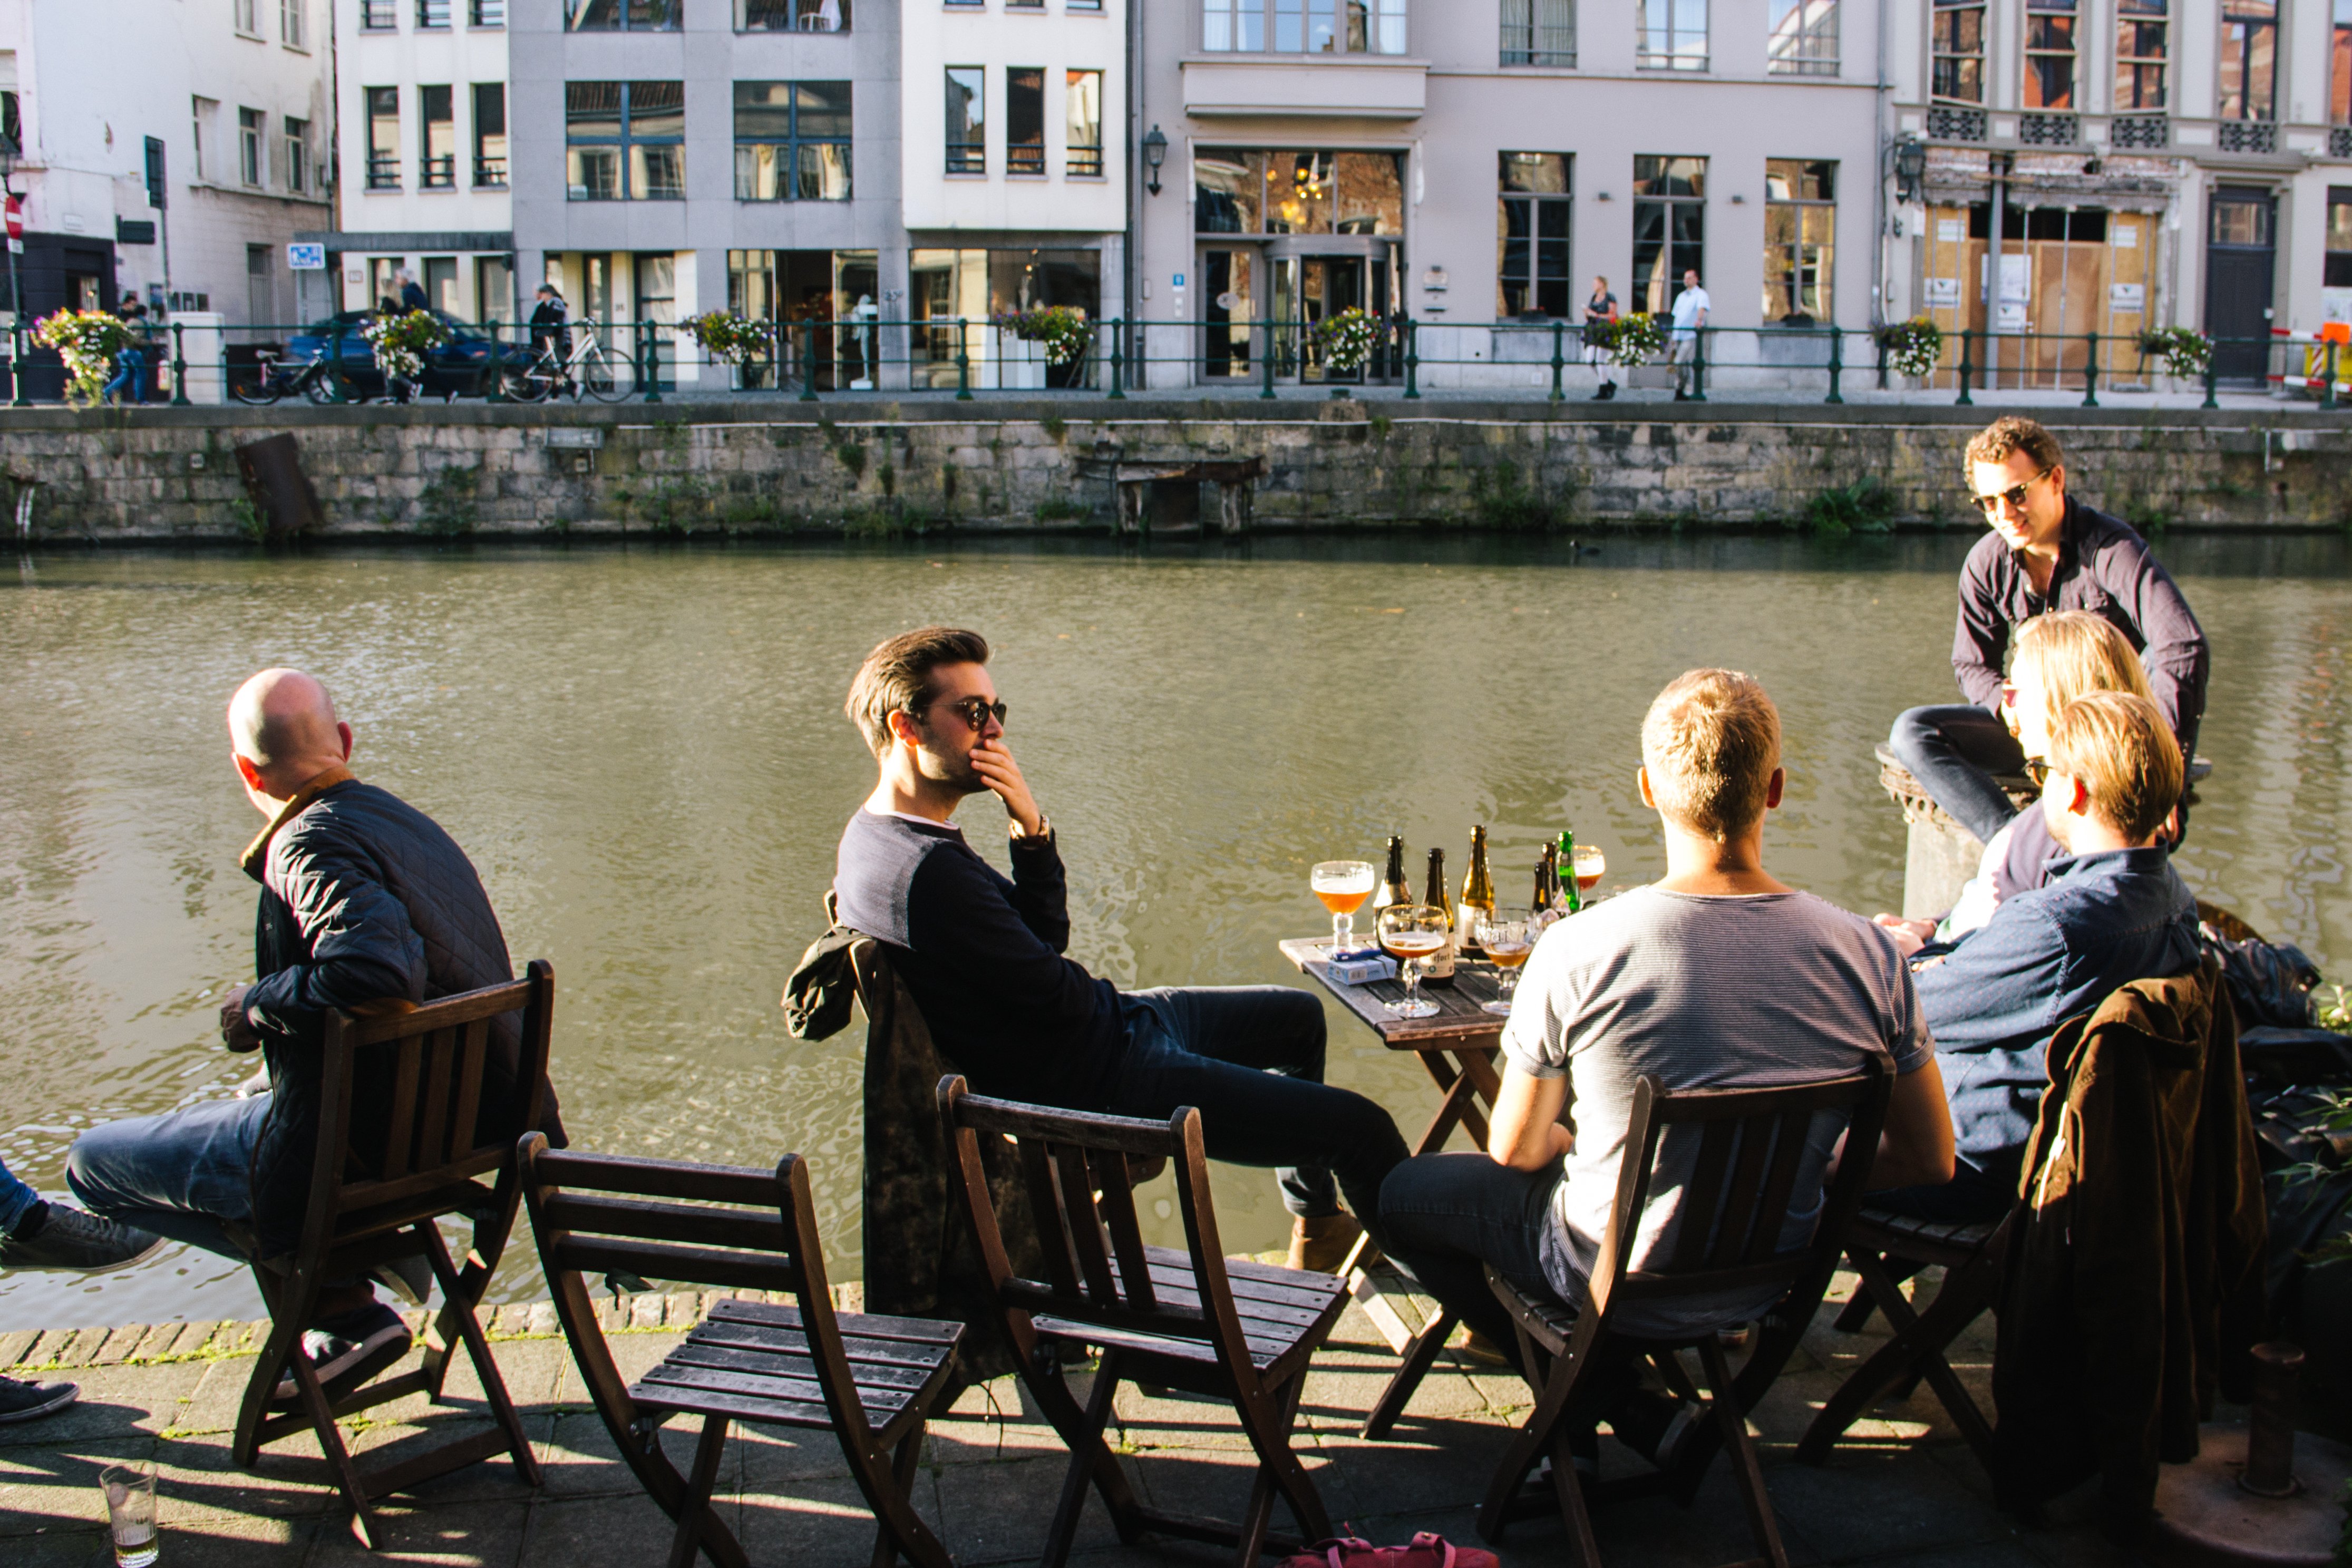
[1962,415,2065,478]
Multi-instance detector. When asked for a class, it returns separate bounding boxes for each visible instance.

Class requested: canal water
[3,533,2347,1331]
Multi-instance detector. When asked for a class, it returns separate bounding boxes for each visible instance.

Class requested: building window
[1192,149,1403,234]
[1500,0,1575,65]
[420,85,456,187]
[1763,158,1833,324]
[1932,0,1985,101]
[1497,152,1571,318]
[1638,0,1707,69]
[1767,0,1836,74]
[2328,188,2352,285]
[2334,0,2351,122]
[1632,154,1705,313]
[472,0,504,21]
[2221,0,2277,120]
[473,84,508,186]
[284,116,309,192]
[364,87,398,187]
[733,81,851,199]
[1010,0,1043,9]
[235,0,260,34]
[736,0,848,28]
[1007,68,1045,176]
[2023,0,2075,108]
[2116,0,2167,108]
[193,96,218,180]
[281,0,308,47]
[360,0,396,27]
[565,0,679,30]
[1201,0,1404,52]
[565,81,685,199]
[1065,70,1103,177]
[1204,0,1265,48]
[419,0,450,25]
[2,93,19,158]
[239,107,265,186]
[945,67,984,174]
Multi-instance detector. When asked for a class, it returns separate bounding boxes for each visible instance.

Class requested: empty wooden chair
[937,1074,1349,1568]
[1479,1062,1892,1568]
[518,1135,963,1568]
[230,961,557,1549]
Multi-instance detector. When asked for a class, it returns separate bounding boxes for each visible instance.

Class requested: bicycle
[500,327,625,403]
[230,343,350,406]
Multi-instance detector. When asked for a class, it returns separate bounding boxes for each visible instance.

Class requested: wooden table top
[1276,937,1509,1052]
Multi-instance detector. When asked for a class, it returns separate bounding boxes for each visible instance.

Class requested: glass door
[1202,247,1258,378]
[634,252,676,389]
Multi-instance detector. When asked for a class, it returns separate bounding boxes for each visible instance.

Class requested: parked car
[285,309,507,399]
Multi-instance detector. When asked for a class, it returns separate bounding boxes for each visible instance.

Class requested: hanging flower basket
[1313,307,1378,374]
[1875,317,1944,380]
[1606,313,1667,369]
[683,310,770,367]
[996,305,1092,366]
[32,309,139,407]
[2136,326,2211,381]
[361,309,450,384]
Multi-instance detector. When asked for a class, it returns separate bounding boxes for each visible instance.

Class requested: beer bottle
[1459,826,1496,958]
[1532,841,1559,924]
[1422,846,1457,985]
[1373,834,1412,914]
[1555,829,1583,916]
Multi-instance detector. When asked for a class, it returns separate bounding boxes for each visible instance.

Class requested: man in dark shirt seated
[1875,690,2201,1221]
[831,627,1408,1271]
[1889,415,2208,849]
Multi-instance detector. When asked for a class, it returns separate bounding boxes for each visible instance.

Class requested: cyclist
[529,285,572,386]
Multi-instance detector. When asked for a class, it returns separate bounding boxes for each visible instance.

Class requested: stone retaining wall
[3,398,2348,540]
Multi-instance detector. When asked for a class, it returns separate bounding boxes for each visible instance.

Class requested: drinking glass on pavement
[1377,903,1447,1019]
[1476,907,1533,1016]
[100,1460,158,1568]
[1311,860,1377,957]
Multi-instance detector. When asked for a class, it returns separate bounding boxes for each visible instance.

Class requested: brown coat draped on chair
[1991,954,2269,1540]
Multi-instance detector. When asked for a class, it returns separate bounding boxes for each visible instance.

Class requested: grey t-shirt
[1502,885,1934,1336]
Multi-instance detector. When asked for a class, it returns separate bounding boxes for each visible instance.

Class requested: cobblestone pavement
[0,1273,2146,1568]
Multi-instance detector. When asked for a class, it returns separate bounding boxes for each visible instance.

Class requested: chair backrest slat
[1088,1148,1158,1312]
[1052,1141,1121,1306]
[445,1017,491,1166]
[1665,1117,1736,1272]
[1708,1116,1779,1268]
[414,1027,458,1172]
[1742,1108,1819,1265]
[1019,1137,1086,1300]
[378,1036,425,1181]
[542,1191,794,1253]
[552,1235,803,1296]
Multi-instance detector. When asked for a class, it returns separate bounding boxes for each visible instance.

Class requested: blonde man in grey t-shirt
[1378,669,1956,1457]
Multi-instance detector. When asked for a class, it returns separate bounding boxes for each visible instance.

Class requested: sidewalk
[0,1271,2145,1568]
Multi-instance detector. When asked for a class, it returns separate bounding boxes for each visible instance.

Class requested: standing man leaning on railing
[1888,415,2209,851]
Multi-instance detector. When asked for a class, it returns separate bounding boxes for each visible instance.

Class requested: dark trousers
[1870,1146,2022,1225]
[1377,1152,1563,1350]
[1888,704,2027,846]
[1105,986,1407,1240]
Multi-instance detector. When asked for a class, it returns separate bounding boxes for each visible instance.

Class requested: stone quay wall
[3,398,2348,541]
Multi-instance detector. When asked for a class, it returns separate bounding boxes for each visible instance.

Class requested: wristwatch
[1010,815,1052,844]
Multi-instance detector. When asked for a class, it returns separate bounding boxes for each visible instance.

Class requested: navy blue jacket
[1916,845,2200,1172]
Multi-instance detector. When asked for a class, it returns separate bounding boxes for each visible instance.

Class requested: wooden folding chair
[1478,1061,1893,1568]
[938,1074,1350,1568]
[518,1136,963,1568]
[230,961,557,1548]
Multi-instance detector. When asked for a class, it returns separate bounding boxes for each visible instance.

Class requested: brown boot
[1285,1212,1373,1274]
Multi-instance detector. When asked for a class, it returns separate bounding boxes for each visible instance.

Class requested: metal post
[954,317,972,401]
[1824,327,1844,405]
[2325,339,2340,412]
[2,226,23,407]
[1549,320,1566,403]
[484,322,505,404]
[2240,1343,2305,1498]
[1403,316,1420,400]
[1107,317,1125,400]
[1956,329,1975,407]
[2081,332,2100,407]
[642,318,662,404]
[1261,319,1277,399]
[1689,325,1707,402]
[2202,344,2220,410]
[326,323,349,403]
[169,322,191,407]
[800,325,820,402]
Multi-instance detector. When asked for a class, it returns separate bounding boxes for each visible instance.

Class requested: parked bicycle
[500,326,626,403]
[229,343,349,406]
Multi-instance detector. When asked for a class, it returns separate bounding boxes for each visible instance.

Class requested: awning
[291,230,514,252]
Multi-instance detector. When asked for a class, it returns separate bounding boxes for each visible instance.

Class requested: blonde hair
[1640,669,1782,843]
[2014,611,2152,715]
[2045,690,2182,844]
[844,626,991,759]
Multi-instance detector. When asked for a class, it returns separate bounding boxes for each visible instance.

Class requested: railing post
[1955,328,1975,407]
[955,317,973,401]
[2325,339,2340,412]
[1108,316,1125,400]
[1549,320,1566,404]
[1824,327,1844,405]
[1689,325,1707,402]
[645,318,664,404]
[2201,344,2219,410]
[1403,316,1420,400]
[1261,319,1277,399]
[484,322,506,404]
[7,311,24,407]
[327,324,350,403]
[169,323,191,407]
[799,325,820,402]
[2080,331,2099,407]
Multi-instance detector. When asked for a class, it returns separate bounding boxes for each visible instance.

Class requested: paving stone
[526,1301,560,1338]
[3,1361,209,1444]
[738,1470,942,1568]
[517,1491,706,1568]
[733,1421,857,1487]
[166,1321,223,1359]
[1763,1446,2013,1560]
[628,1294,664,1331]
[306,1496,531,1566]
[55,1328,112,1369]
[0,1434,154,1539]
[343,1413,547,1506]
[129,1323,181,1363]
[934,1451,1125,1563]
[0,1328,39,1368]
[89,1324,148,1367]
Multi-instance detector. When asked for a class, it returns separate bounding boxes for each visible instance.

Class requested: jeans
[1104,986,1407,1240]
[1888,703,2028,847]
[1672,336,1699,393]
[1378,1152,1562,1350]
[65,1094,274,1260]
[103,350,147,405]
[0,1155,41,1234]
[1870,1145,2021,1225]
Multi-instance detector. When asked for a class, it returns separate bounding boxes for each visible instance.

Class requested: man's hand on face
[968,735,1046,839]
[219,983,264,1053]
[1872,913,1934,960]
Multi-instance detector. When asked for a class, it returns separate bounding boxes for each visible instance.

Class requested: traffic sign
[5,196,21,256]
[287,242,326,270]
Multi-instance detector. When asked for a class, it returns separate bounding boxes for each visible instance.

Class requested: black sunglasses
[2023,758,2051,787]
[1967,466,2054,517]
[921,696,1007,732]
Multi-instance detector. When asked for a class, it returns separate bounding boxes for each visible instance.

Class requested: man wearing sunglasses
[1888,415,2207,851]
[832,627,1409,1272]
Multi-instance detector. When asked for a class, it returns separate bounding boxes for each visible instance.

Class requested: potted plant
[996,305,1091,389]
[682,309,773,389]
[1607,313,1668,371]
[2135,326,2211,388]
[1874,317,1944,384]
[1313,307,1378,394]
[32,309,140,408]
[360,309,451,401]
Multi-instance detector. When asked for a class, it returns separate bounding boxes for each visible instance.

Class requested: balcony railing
[2217,120,2278,154]
[2112,114,2168,149]
[1926,105,1987,141]
[474,156,509,187]
[420,154,457,189]
[1067,145,1103,178]
[2019,112,2077,145]
[365,155,400,190]
[1007,141,1045,176]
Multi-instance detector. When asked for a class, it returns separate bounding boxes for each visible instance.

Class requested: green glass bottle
[1554,829,1582,916]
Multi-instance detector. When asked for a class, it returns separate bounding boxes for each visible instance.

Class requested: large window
[2221,0,2277,120]
[363,89,396,187]
[1767,0,1837,74]
[281,0,307,46]
[472,83,507,187]
[359,0,396,26]
[1500,0,1575,65]
[472,0,504,21]
[2116,0,2168,108]
[2335,0,2352,122]
[734,81,851,200]
[419,0,450,26]
[420,85,455,188]
[565,0,678,30]
[945,67,984,174]
[1066,70,1103,177]
[239,107,265,186]
[2024,0,2076,108]
[1202,0,1406,53]
[1932,0,1985,101]
[235,0,259,33]
[193,96,218,181]
[284,116,309,193]
[1007,69,1045,176]
[1763,159,1833,324]
[736,0,849,29]
[1497,153,1571,318]
[1192,149,1404,234]
[1632,155,1705,314]
[2328,188,2352,286]
[1638,0,1707,69]
[565,81,685,200]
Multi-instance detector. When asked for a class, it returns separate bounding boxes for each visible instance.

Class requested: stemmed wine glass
[1377,904,1449,1019]
[1311,860,1377,957]
[1475,907,1533,1016]
[1572,844,1606,900]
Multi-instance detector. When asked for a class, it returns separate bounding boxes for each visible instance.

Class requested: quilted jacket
[240,772,563,1254]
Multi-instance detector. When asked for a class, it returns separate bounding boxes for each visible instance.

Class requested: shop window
[564,0,679,31]
[1498,152,1571,318]
[2116,0,2167,109]
[565,81,685,200]
[473,84,507,187]
[1763,158,1834,325]
[363,89,397,189]
[1932,0,1984,102]
[1195,149,1264,232]
[1192,149,1401,235]
[2024,0,2075,109]
[945,68,984,175]
[1638,0,1707,70]
[734,81,851,200]
[1767,0,1837,75]
[2220,0,2276,120]
[736,0,848,30]
[420,85,455,189]
[2327,190,2352,286]
[1066,70,1103,178]
[1500,0,1575,65]
[1007,69,1045,176]
[1632,154,1706,314]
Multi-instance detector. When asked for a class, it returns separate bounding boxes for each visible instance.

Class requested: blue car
[285,309,507,399]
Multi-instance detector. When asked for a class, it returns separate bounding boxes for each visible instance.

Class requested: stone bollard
[2147,1341,2352,1568]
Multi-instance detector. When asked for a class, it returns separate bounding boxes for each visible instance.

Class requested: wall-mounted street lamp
[1892,135,1927,206]
[1142,124,1168,196]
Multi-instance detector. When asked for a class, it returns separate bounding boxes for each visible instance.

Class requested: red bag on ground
[1282,1534,1500,1568]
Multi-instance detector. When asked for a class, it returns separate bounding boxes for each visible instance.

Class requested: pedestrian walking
[1583,276,1620,400]
[102,293,149,406]
[1670,268,1710,400]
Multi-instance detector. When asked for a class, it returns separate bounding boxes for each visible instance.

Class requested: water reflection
[1,532,2344,1330]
